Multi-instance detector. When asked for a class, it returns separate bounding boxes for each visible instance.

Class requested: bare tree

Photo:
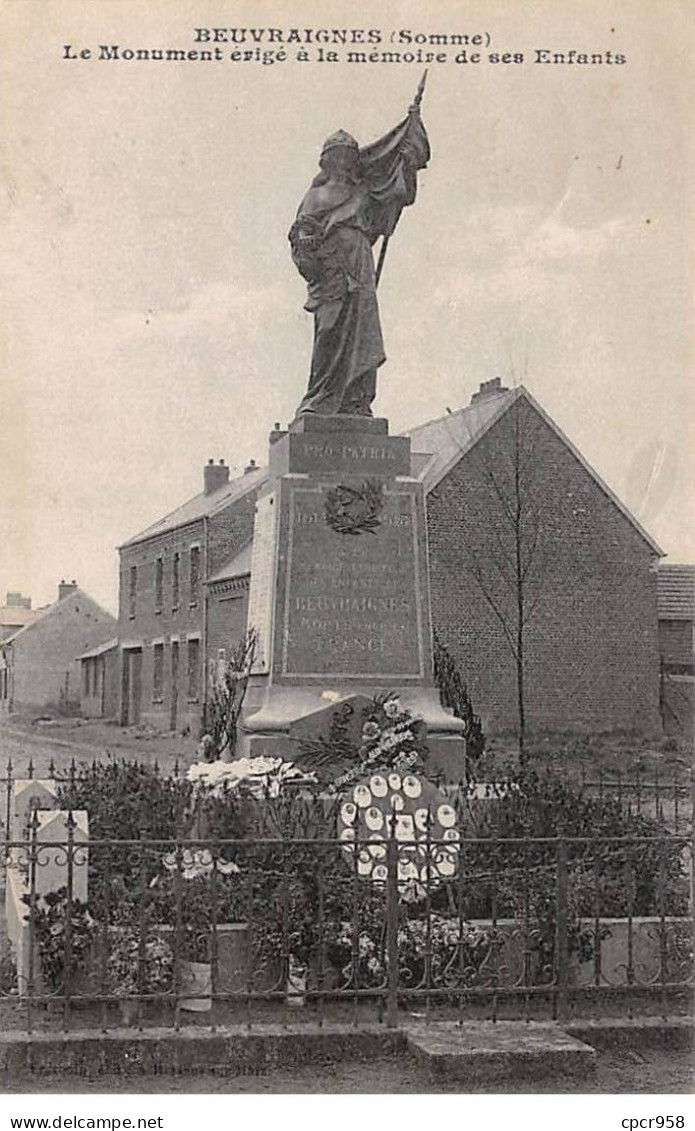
[203,628,258,759]
[461,397,547,762]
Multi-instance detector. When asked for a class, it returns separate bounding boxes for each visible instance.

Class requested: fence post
[386,834,399,1029]
[64,809,75,1032]
[3,758,12,871]
[690,776,695,981]
[26,807,39,1036]
[555,834,569,1023]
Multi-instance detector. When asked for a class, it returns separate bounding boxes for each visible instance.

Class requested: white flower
[187,756,315,798]
[402,774,422,798]
[383,698,402,719]
[436,804,457,829]
[161,847,240,879]
[186,759,233,784]
[217,858,241,875]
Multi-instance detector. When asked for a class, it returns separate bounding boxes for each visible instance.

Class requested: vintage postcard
[1,0,693,1113]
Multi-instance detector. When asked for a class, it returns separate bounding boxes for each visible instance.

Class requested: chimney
[58,580,78,601]
[470,377,509,404]
[269,422,286,446]
[203,458,230,496]
[6,591,31,609]
[244,458,258,474]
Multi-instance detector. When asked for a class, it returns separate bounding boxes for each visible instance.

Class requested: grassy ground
[477,730,693,782]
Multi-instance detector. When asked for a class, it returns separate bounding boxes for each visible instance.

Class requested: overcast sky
[2,0,693,615]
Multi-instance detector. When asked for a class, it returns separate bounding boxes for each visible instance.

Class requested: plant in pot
[22,887,95,1000]
[150,850,245,1013]
[103,904,174,1025]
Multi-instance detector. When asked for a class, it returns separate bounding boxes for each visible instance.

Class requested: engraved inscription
[281,486,424,678]
[301,442,398,462]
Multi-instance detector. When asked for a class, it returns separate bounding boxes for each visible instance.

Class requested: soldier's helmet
[320,129,359,158]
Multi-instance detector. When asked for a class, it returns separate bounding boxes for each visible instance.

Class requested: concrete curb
[565,1017,694,1051]
[0,1023,406,1077]
[406,1021,597,1083]
[1,1018,690,1078]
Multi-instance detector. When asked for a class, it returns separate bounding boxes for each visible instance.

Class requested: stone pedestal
[241,415,465,779]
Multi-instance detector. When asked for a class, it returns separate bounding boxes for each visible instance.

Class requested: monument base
[240,681,467,782]
[241,414,467,782]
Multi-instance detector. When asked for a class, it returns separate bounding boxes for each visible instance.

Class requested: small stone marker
[33,809,89,903]
[10,779,58,845]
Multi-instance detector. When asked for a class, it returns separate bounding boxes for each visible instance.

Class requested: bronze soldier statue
[289,76,430,419]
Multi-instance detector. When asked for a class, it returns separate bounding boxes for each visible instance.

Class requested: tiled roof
[76,636,119,661]
[1,589,115,646]
[0,607,40,629]
[120,465,268,548]
[2,604,52,645]
[407,386,663,556]
[207,542,253,585]
[657,565,695,620]
[407,389,517,493]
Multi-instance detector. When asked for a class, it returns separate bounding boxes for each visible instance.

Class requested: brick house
[656,564,694,735]
[0,581,116,716]
[117,383,664,737]
[408,381,663,734]
[117,459,263,731]
[206,542,253,677]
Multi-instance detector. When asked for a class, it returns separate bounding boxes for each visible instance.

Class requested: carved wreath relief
[325,479,384,536]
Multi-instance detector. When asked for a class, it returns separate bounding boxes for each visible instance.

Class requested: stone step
[406,1021,596,1084]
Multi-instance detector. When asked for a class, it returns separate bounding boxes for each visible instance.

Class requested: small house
[0,581,117,716]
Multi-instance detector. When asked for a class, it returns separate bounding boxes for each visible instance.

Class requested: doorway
[122,648,142,725]
[170,641,179,732]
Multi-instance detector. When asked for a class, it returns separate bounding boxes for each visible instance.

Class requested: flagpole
[375,70,428,291]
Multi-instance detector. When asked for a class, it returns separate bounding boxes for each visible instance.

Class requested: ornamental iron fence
[1,816,692,1034]
[2,756,692,868]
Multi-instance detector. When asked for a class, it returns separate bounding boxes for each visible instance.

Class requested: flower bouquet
[331,695,429,793]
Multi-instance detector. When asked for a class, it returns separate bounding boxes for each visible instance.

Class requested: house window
[153,643,164,703]
[82,664,89,697]
[129,565,137,619]
[91,660,99,698]
[172,553,180,610]
[155,558,163,614]
[189,547,200,607]
[187,638,200,701]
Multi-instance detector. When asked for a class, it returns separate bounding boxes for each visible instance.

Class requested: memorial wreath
[324,479,384,536]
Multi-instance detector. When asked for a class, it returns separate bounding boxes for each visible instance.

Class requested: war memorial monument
[241,77,467,777]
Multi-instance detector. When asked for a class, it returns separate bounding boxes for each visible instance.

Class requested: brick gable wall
[207,491,258,575]
[659,620,694,669]
[426,397,661,734]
